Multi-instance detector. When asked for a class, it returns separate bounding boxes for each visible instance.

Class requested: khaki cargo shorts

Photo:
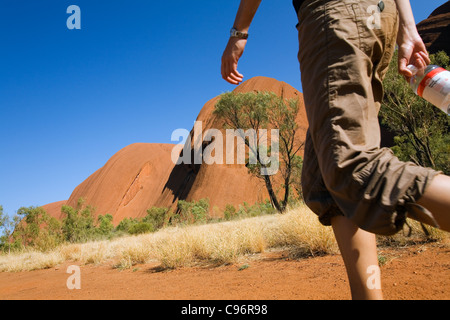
[296,0,440,235]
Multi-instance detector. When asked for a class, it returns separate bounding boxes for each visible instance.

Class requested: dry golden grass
[0,250,64,272]
[0,204,447,272]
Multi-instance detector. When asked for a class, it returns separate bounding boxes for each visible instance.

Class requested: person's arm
[394,0,430,77]
[221,0,262,85]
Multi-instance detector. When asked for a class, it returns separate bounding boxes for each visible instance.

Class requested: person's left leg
[331,215,383,300]
[415,174,450,232]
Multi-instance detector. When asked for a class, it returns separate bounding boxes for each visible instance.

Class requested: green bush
[191,198,209,223]
[224,204,237,220]
[144,207,170,230]
[13,206,62,251]
[61,198,97,243]
[128,222,154,235]
[3,197,277,253]
[173,198,210,225]
[222,200,276,221]
[236,201,275,219]
[96,214,114,237]
[116,217,137,233]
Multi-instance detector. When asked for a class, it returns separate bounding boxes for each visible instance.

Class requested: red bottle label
[417,67,446,97]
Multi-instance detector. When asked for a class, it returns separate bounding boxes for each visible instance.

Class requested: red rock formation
[65,143,178,225]
[417,1,450,54]
[43,77,307,225]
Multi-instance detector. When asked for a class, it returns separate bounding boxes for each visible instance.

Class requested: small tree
[115,217,140,234]
[61,198,96,243]
[96,214,114,237]
[173,198,210,224]
[145,207,171,230]
[0,206,6,248]
[223,204,237,220]
[0,206,17,253]
[214,91,304,212]
[13,206,62,251]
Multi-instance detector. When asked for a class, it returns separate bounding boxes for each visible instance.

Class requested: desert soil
[0,243,448,300]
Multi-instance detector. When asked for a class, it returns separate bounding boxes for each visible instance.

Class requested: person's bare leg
[416,174,450,232]
[331,215,383,300]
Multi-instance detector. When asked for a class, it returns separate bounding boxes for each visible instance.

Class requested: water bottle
[407,64,450,115]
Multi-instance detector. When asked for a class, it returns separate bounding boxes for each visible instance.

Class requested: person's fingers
[398,45,431,78]
[418,51,430,65]
[398,57,411,77]
[221,58,244,85]
[225,75,240,85]
[414,55,426,70]
[226,76,241,85]
[229,67,244,83]
[227,72,242,84]
[233,69,244,80]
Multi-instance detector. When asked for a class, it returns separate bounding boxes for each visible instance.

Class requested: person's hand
[221,37,247,85]
[397,33,430,79]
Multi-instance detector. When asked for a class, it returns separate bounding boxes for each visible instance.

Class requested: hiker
[221,0,450,300]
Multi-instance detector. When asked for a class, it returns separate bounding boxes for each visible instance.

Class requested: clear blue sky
[0,0,447,217]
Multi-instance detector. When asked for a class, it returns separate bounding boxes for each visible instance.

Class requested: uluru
[417,1,450,54]
[42,77,308,225]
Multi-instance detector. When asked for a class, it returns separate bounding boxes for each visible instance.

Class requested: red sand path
[0,243,448,300]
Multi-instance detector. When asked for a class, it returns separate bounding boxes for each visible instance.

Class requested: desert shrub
[114,208,171,236]
[235,201,276,219]
[61,198,97,243]
[128,222,154,235]
[172,198,210,225]
[115,217,137,233]
[96,214,114,237]
[191,198,209,223]
[0,206,22,253]
[144,207,170,230]
[224,204,237,220]
[223,201,275,221]
[12,206,62,251]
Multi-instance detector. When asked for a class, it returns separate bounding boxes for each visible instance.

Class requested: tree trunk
[263,175,283,212]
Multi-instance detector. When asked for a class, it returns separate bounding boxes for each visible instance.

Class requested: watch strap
[230,28,248,39]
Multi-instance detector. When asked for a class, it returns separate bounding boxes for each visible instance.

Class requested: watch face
[230,28,247,39]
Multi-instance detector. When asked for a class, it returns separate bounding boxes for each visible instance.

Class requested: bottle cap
[407,64,418,75]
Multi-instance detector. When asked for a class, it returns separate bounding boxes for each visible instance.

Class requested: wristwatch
[230,27,248,39]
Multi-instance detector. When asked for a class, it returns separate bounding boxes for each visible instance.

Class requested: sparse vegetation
[0,202,447,272]
[0,197,277,254]
[223,200,276,221]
